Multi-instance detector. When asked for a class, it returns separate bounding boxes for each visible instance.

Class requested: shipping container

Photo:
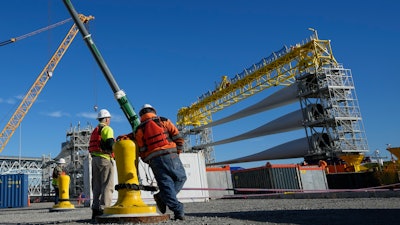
[206,166,234,198]
[268,164,300,189]
[83,152,209,207]
[326,171,381,189]
[232,164,328,194]
[298,165,329,190]
[0,174,29,208]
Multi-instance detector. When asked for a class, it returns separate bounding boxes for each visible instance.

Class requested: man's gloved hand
[176,144,183,154]
[116,135,128,141]
[116,133,134,141]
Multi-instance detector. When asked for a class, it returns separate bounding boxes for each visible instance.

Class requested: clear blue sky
[1,0,399,168]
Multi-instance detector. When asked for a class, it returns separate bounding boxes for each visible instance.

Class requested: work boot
[153,193,166,214]
[91,209,103,222]
[173,214,185,221]
[91,211,96,222]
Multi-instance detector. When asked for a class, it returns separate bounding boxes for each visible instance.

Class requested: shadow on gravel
[188,208,400,225]
[75,219,93,224]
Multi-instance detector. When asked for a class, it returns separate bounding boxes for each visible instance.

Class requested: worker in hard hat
[52,158,67,205]
[88,109,115,220]
[134,104,187,220]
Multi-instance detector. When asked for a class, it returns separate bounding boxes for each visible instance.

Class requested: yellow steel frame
[0,14,94,153]
[177,37,337,127]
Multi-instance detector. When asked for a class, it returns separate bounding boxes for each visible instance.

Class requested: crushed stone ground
[1,191,400,225]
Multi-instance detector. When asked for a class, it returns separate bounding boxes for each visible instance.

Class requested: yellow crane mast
[177,33,337,127]
[0,14,94,153]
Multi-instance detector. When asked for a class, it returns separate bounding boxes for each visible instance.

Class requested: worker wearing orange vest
[88,109,115,221]
[134,104,187,220]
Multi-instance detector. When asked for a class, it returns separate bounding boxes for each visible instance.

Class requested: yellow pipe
[52,174,75,209]
[104,139,156,214]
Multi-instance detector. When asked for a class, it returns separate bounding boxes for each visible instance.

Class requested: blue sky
[1,0,399,168]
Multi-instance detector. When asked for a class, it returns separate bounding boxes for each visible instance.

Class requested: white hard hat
[58,158,66,164]
[139,104,156,116]
[97,109,111,119]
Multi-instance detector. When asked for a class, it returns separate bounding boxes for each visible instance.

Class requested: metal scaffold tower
[297,65,369,164]
[0,123,93,200]
[56,123,93,198]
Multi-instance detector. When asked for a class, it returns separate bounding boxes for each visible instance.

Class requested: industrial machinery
[0,14,94,154]
[63,1,169,223]
[64,0,141,131]
[0,18,73,47]
[177,30,369,168]
[0,15,93,200]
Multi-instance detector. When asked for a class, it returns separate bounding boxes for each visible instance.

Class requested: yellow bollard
[52,174,75,210]
[104,139,157,214]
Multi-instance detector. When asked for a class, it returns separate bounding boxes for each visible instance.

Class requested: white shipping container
[83,152,209,207]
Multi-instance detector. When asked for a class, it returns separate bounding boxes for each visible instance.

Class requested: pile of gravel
[1,192,400,225]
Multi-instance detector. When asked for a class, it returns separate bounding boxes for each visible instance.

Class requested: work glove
[117,133,134,141]
[176,144,183,154]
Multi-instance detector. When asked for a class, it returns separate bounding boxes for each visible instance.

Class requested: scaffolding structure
[56,123,92,198]
[0,123,93,200]
[297,65,369,163]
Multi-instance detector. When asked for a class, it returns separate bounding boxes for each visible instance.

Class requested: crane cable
[88,22,99,112]
[0,17,73,47]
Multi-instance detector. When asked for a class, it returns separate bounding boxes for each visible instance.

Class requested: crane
[0,18,73,47]
[177,34,336,127]
[178,32,369,167]
[0,14,94,153]
[177,34,337,163]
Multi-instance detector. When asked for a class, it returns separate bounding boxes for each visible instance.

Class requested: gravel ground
[1,191,400,225]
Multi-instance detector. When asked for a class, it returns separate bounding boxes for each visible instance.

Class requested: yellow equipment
[0,14,94,153]
[177,33,339,164]
[98,139,170,223]
[177,34,337,127]
[387,146,400,164]
[177,30,368,168]
[62,1,169,222]
[51,174,75,210]
[104,139,157,214]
